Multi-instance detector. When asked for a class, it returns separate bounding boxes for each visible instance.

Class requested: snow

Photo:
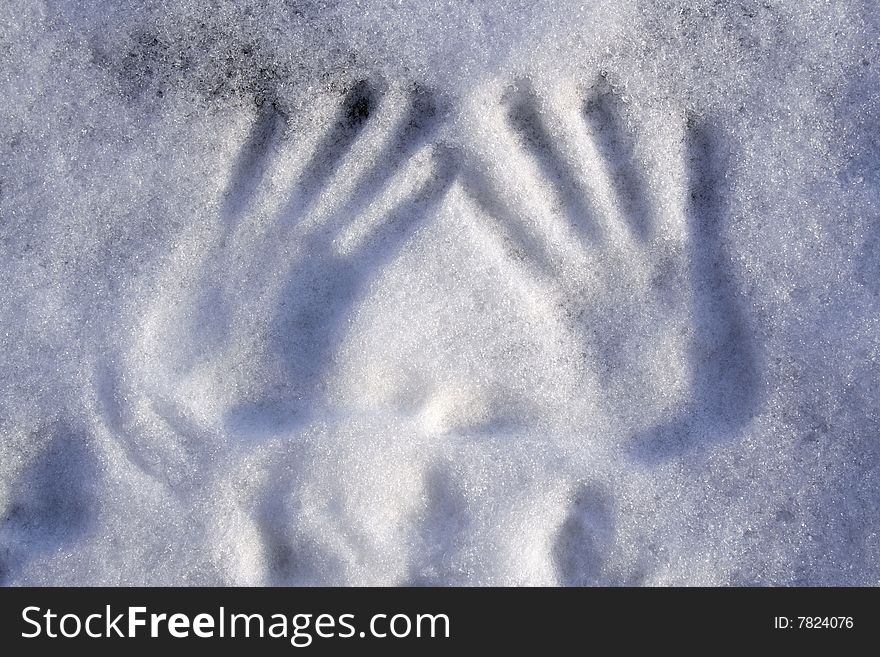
[1,0,879,585]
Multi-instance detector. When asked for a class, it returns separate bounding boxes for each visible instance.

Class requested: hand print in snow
[98,76,760,585]
[126,75,757,472]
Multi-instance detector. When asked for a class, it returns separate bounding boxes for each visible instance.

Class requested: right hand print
[454,77,759,462]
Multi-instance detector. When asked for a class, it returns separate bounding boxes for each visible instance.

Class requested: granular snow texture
[0,0,878,585]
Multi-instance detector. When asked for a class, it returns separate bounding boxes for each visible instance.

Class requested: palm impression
[113,75,758,584]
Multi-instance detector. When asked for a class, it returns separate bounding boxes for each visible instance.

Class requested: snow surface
[1,0,879,585]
